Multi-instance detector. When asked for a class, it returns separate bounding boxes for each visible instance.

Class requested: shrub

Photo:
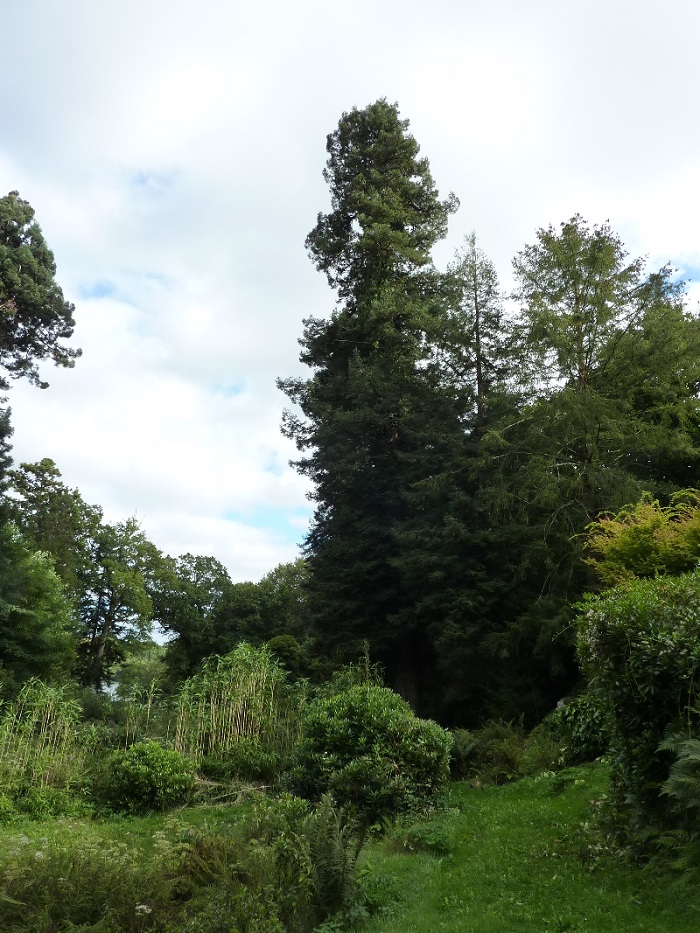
[449,720,526,785]
[250,791,366,929]
[448,729,478,780]
[0,823,178,931]
[180,886,285,933]
[519,722,561,775]
[200,737,281,784]
[584,490,700,586]
[577,569,700,824]
[545,692,610,765]
[387,814,454,856]
[102,741,195,813]
[290,684,451,824]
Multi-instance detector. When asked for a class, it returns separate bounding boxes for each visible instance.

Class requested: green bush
[290,684,451,824]
[0,823,178,931]
[180,886,285,933]
[449,720,526,785]
[387,814,454,856]
[520,722,561,775]
[102,741,196,813]
[200,738,281,784]
[0,793,15,823]
[449,729,479,780]
[250,791,366,929]
[546,692,610,765]
[577,570,700,824]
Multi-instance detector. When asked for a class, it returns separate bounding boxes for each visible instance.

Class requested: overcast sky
[2,0,699,581]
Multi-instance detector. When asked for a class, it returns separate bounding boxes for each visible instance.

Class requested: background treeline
[1,454,311,697]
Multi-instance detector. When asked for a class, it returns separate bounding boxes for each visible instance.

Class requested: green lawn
[360,765,700,933]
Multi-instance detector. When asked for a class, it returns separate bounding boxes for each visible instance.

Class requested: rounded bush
[577,570,700,818]
[545,692,610,765]
[104,741,195,813]
[290,684,451,823]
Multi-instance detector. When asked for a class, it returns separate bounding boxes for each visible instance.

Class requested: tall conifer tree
[279,100,458,705]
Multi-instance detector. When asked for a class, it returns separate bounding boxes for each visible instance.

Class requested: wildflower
[135,904,152,915]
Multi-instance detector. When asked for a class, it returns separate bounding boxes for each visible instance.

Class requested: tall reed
[0,679,83,792]
[122,679,174,747]
[174,643,306,764]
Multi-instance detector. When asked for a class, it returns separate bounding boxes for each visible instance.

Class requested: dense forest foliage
[3,103,700,928]
[279,99,700,725]
[2,105,700,720]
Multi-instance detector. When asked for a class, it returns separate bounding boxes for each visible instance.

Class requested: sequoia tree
[279,100,458,706]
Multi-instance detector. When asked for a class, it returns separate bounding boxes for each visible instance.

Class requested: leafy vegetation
[290,684,451,824]
[101,741,196,813]
[577,570,700,827]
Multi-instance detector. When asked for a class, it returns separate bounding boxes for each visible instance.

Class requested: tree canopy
[0,191,80,390]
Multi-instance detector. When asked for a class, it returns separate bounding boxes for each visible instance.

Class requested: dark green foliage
[267,633,307,678]
[448,720,526,785]
[0,524,75,693]
[7,460,164,691]
[449,728,479,780]
[154,553,237,681]
[180,887,285,933]
[656,736,700,879]
[546,693,611,765]
[102,740,195,813]
[661,735,700,811]
[306,793,364,919]
[0,190,79,391]
[306,98,457,305]
[7,458,102,595]
[290,684,452,823]
[200,738,280,784]
[251,791,366,930]
[0,405,12,501]
[577,570,700,823]
[316,648,385,698]
[436,216,700,724]
[286,110,700,725]
[280,100,464,711]
[77,517,161,690]
[156,556,309,683]
[450,718,567,783]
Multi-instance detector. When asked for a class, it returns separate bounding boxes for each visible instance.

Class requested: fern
[660,736,700,810]
[306,794,365,919]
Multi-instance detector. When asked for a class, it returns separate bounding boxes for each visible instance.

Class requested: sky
[2,0,700,582]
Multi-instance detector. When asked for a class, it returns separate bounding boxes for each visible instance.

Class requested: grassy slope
[361,765,700,933]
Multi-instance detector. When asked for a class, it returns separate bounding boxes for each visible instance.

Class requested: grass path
[361,765,700,933]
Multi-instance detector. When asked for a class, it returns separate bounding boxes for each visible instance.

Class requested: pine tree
[279,101,458,706]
